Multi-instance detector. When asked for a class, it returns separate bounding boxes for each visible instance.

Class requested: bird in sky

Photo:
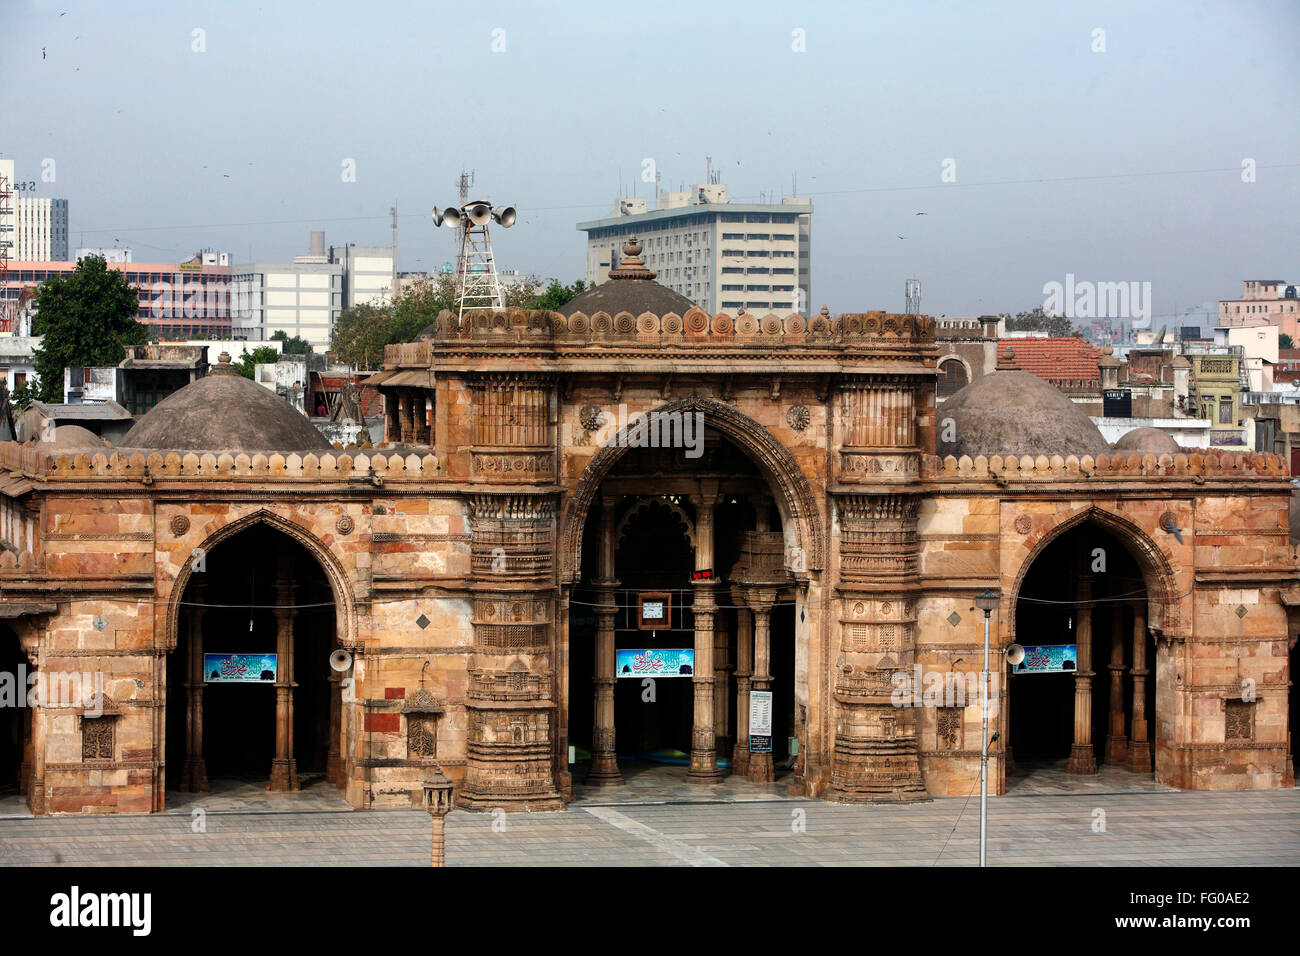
[42,47,46,59]
[897,235,908,240]
[916,211,928,215]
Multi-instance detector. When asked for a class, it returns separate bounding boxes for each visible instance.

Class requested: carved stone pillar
[1105,605,1128,766]
[326,668,343,787]
[398,390,413,444]
[746,594,776,783]
[588,497,622,786]
[461,493,564,811]
[732,605,753,777]
[1129,600,1152,773]
[1067,574,1098,775]
[385,391,399,443]
[269,553,299,791]
[413,391,431,446]
[24,644,44,814]
[713,616,731,760]
[180,582,209,792]
[829,493,927,802]
[686,489,723,783]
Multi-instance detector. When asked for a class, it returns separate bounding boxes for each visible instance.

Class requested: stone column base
[746,752,775,783]
[586,754,624,787]
[1104,736,1129,767]
[1067,745,1097,775]
[686,752,724,784]
[1128,741,1152,774]
[269,758,299,792]
[731,742,751,778]
[179,758,209,793]
[829,736,929,803]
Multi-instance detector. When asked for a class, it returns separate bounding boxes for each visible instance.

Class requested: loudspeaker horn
[491,204,517,227]
[1005,643,1026,667]
[431,207,445,227]
[329,649,354,673]
[439,205,462,229]
[466,201,492,226]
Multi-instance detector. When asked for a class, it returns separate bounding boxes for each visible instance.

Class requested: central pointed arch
[560,397,825,583]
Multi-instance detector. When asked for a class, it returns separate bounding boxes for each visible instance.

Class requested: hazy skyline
[4,0,1298,323]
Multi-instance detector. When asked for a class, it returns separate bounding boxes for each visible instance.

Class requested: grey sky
[4,0,1297,322]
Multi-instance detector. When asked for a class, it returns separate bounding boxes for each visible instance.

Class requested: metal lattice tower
[905,278,922,316]
[454,213,504,316]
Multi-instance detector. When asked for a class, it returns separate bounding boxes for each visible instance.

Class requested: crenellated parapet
[924,450,1291,482]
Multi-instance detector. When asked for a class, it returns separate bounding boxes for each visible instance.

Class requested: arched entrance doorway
[1009,518,1159,781]
[165,524,340,798]
[567,426,804,789]
[0,623,27,803]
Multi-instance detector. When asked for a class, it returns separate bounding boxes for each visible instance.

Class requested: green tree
[532,279,588,311]
[1001,307,1085,338]
[10,380,37,411]
[1279,333,1294,350]
[235,346,281,380]
[270,330,313,354]
[31,255,148,402]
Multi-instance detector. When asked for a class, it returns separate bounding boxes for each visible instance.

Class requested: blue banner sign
[616,648,695,678]
[204,653,278,683]
[1013,644,1078,674]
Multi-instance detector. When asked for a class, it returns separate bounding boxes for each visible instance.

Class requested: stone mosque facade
[0,240,1294,815]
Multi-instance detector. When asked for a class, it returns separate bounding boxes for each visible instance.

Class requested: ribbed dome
[1113,427,1180,455]
[937,371,1109,459]
[560,236,697,318]
[120,353,330,452]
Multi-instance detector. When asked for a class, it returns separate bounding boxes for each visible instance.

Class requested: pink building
[1218,279,1300,342]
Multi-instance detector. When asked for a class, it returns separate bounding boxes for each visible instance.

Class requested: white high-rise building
[577,184,812,316]
[15,196,69,261]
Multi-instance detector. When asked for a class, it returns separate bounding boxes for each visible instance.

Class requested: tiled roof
[997,337,1102,384]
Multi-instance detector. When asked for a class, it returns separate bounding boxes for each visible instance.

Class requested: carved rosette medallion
[170,514,190,537]
[336,514,355,535]
[1014,514,1033,535]
[787,404,810,432]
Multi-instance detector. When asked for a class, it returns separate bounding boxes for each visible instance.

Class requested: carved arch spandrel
[163,508,359,652]
[560,397,825,583]
[1007,504,1182,640]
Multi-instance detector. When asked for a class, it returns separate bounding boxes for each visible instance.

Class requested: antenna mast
[905,278,922,316]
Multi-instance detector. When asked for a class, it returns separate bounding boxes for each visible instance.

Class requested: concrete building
[76,248,133,263]
[578,185,812,316]
[14,197,69,262]
[1219,279,1300,341]
[232,233,392,349]
[4,259,235,340]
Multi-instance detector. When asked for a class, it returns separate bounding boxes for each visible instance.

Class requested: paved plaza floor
[0,765,1295,866]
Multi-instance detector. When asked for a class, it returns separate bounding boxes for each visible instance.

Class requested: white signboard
[749,690,773,737]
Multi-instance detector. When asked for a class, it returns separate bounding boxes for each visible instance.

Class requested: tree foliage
[329,273,553,367]
[533,279,588,312]
[270,330,312,354]
[1280,333,1294,350]
[236,346,281,380]
[1001,306,1086,338]
[31,255,148,403]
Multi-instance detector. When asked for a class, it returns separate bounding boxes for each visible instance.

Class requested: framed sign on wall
[638,592,671,630]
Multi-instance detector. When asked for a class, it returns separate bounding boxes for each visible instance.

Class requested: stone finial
[608,236,656,281]
[210,350,240,377]
[997,344,1016,370]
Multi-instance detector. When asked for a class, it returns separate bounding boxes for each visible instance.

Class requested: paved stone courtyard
[0,778,1295,867]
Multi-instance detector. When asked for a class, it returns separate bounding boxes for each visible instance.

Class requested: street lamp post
[422,768,455,867]
[974,588,1000,868]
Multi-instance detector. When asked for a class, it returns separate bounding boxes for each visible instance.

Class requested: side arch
[163,508,359,652]
[1006,504,1180,640]
[560,397,825,583]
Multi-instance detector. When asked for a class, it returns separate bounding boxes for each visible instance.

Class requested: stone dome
[1113,427,1180,455]
[37,424,108,450]
[120,353,330,452]
[937,370,1109,459]
[559,236,697,318]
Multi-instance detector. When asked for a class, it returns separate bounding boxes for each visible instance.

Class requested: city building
[2,258,235,340]
[1219,279,1300,341]
[76,248,133,263]
[14,196,69,262]
[577,184,811,316]
[0,239,1293,816]
[232,233,393,349]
